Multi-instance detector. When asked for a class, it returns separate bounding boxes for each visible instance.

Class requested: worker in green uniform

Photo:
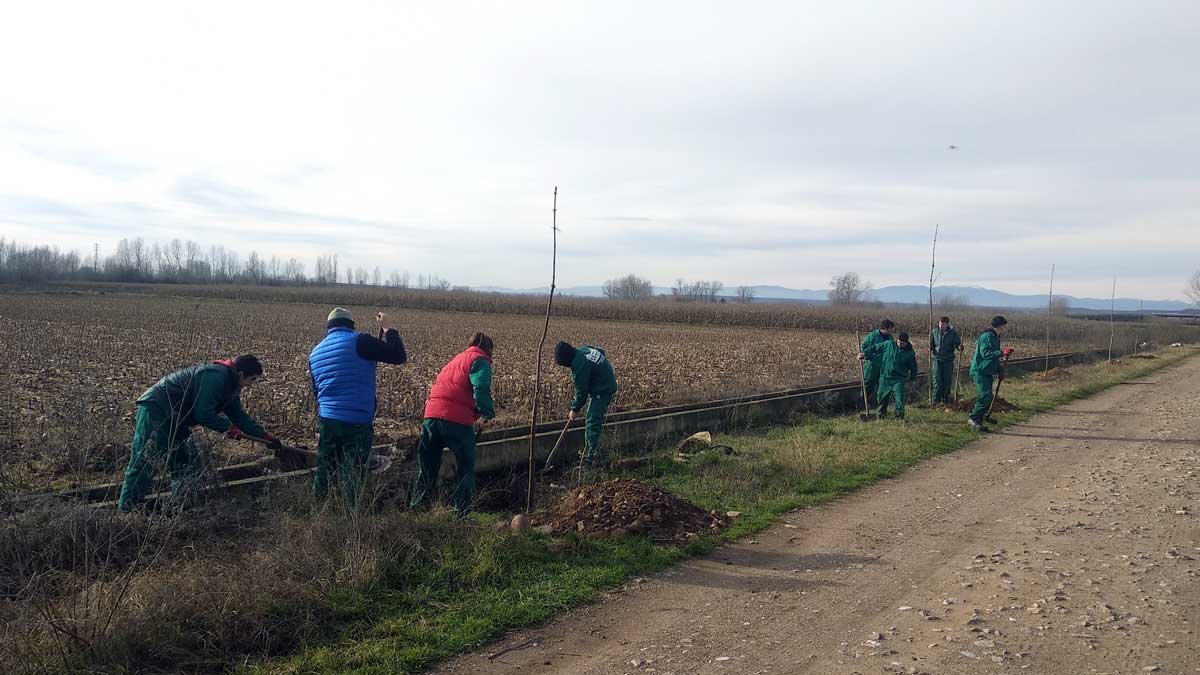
[929,316,962,405]
[410,332,495,514]
[554,341,619,466]
[117,355,280,511]
[860,331,920,420]
[969,316,1014,431]
[859,319,896,407]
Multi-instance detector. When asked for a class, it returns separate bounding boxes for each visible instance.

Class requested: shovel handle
[240,433,309,457]
[540,419,575,473]
[986,353,1013,418]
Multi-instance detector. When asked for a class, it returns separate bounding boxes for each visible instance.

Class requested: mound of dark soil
[536,478,728,542]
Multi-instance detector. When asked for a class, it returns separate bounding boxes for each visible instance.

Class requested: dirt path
[437,358,1200,675]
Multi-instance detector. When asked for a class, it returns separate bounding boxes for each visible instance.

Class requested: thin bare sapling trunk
[928,224,938,405]
[526,187,558,512]
[1045,264,1054,372]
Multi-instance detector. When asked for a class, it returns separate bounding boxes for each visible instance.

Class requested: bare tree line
[0,236,453,290]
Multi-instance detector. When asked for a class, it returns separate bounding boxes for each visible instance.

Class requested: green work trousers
[970,372,995,423]
[117,405,201,511]
[410,418,477,513]
[876,379,907,419]
[313,418,374,507]
[862,362,881,407]
[932,359,956,404]
[581,392,613,464]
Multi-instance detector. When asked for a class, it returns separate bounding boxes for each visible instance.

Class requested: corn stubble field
[0,284,1191,491]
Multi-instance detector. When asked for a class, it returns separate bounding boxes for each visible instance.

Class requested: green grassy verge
[253,348,1197,675]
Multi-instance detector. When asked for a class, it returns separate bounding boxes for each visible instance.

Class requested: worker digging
[554,340,619,470]
[969,315,1015,432]
[117,354,281,511]
[410,332,497,515]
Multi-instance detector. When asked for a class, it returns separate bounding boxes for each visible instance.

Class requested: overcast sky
[1,1,1197,299]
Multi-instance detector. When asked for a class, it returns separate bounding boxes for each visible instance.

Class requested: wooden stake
[1137,298,1144,354]
[1108,275,1117,362]
[1044,264,1054,373]
[856,330,870,417]
[526,187,558,512]
[928,224,938,405]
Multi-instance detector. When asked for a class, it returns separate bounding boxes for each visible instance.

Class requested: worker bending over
[410,332,496,514]
[554,341,619,466]
[118,354,280,511]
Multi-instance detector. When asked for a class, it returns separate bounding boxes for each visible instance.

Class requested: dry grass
[0,486,425,674]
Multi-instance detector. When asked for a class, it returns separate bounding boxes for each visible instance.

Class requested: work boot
[968,418,989,432]
[985,416,999,425]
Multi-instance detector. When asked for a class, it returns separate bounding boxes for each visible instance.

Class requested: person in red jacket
[409,332,495,514]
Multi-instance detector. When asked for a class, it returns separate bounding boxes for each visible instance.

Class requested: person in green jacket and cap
[969,316,1014,432]
[859,319,896,407]
[555,341,618,466]
[117,354,280,511]
[860,331,920,420]
[929,316,963,405]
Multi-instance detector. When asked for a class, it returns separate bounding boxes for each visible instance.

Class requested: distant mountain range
[474,283,1195,312]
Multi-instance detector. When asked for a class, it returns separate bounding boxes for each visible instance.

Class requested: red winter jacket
[423,346,492,426]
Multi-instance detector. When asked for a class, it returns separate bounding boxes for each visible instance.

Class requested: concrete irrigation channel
[10,350,1107,510]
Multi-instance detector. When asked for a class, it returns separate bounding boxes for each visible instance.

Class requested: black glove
[266,438,284,451]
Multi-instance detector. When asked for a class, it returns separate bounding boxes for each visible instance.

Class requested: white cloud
[1,0,1197,300]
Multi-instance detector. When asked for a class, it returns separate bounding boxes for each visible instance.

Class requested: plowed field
[0,290,1051,488]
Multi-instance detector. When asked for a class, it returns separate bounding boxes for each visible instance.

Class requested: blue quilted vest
[309,327,378,425]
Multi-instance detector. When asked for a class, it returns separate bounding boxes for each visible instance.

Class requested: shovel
[855,333,874,421]
[244,433,394,475]
[241,433,315,470]
[539,419,575,474]
[953,347,963,405]
[985,353,1013,420]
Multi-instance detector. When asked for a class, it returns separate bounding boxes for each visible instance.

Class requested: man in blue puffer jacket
[309,307,407,505]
